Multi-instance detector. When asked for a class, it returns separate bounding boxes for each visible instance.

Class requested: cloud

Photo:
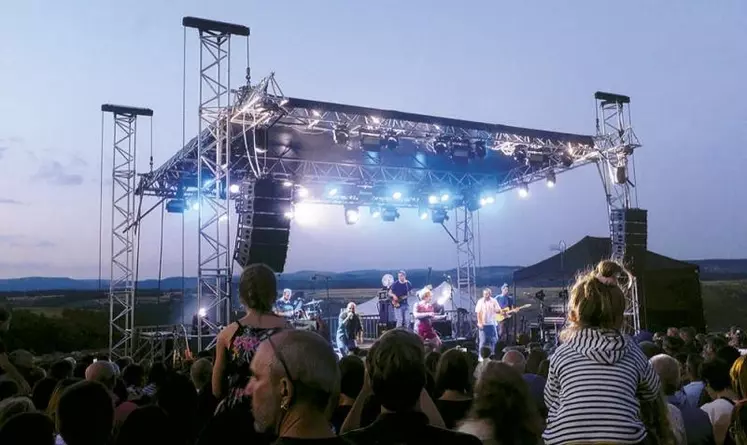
[33,161,84,186]
[0,198,23,205]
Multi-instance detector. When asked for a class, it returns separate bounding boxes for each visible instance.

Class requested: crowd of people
[0,260,746,444]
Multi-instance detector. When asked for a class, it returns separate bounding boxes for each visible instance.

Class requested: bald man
[85,361,117,391]
[337,302,362,357]
[502,349,547,417]
[246,330,343,442]
[501,350,526,373]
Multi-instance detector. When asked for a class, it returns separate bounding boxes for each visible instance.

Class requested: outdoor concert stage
[101,16,643,359]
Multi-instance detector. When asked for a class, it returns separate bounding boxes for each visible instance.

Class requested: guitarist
[496,283,515,343]
[388,270,412,329]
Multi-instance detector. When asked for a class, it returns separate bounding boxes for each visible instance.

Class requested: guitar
[496,303,532,322]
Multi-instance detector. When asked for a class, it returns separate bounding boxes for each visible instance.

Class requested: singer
[336,302,362,356]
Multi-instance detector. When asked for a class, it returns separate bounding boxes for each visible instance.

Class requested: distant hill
[1,259,744,293]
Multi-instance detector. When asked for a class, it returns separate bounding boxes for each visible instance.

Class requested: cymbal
[303,299,322,306]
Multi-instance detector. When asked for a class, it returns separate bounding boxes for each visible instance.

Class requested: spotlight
[166,199,186,214]
[282,180,293,188]
[219,214,228,222]
[333,124,350,145]
[513,147,527,164]
[431,208,449,224]
[191,201,200,211]
[560,152,573,167]
[381,207,400,222]
[382,131,399,150]
[434,137,449,155]
[344,206,360,225]
[428,195,439,205]
[370,206,381,218]
[450,138,471,162]
[229,184,240,194]
[518,183,529,198]
[473,140,487,159]
[284,210,295,219]
[479,198,488,207]
[392,191,402,200]
[420,211,429,220]
[440,193,450,202]
[328,188,338,197]
[296,186,309,198]
[198,307,207,318]
[546,171,556,188]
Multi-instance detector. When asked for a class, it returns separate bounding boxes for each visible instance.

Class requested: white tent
[355,281,474,317]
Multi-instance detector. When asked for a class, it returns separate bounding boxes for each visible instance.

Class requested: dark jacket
[343,411,481,445]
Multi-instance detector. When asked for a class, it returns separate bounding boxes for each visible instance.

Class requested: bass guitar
[496,303,532,322]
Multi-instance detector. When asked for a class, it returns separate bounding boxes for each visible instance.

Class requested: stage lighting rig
[296,186,309,199]
[546,171,556,188]
[229,184,240,194]
[431,208,449,224]
[428,194,439,204]
[513,146,528,164]
[450,138,471,162]
[473,140,487,159]
[370,206,381,218]
[381,206,400,222]
[518,183,529,198]
[433,136,449,155]
[382,130,399,150]
[333,124,350,145]
[527,151,547,169]
[344,205,360,225]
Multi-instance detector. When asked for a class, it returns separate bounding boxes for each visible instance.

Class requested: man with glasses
[246,330,346,444]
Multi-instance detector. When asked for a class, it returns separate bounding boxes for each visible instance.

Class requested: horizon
[2,2,746,279]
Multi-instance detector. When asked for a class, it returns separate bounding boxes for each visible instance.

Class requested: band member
[496,283,515,342]
[413,288,442,349]
[274,288,296,319]
[388,270,413,329]
[336,302,362,356]
[475,288,502,359]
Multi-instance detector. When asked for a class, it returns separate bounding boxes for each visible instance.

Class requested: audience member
[458,361,543,444]
[543,260,661,445]
[190,358,217,433]
[683,354,708,408]
[115,406,179,445]
[155,373,198,444]
[341,329,477,444]
[121,364,145,400]
[424,351,441,376]
[50,360,74,381]
[680,327,698,352]
[525,349,547,375]
[143,362,166,396]
[664,335,686,357]
[701,359,738,444]
[640,340,664,359]
[85,361,117,392]
[651,353,713,445]
[537,359,549,379]
[332,355,364,434]
[639,394,678,445]
[190,358,212,393]
[31,377,58,411]
[502,350,546,417]
[46,378,80,432]
[0,308,31,394]
[0,396,35,428]
[731,355,747,401]
[728,401,747,445]
[716,346,742,369]
[0,379,19,401]
[435,348,473,429]
[704,336,729,362]
[473,347,491,381]
[668,327,681,338]
[57,381,114,445]
[246,330,343,444]
[0,411,55,445]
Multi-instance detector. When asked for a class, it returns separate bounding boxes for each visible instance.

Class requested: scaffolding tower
[102,104,153,359]
[183,17,250,350]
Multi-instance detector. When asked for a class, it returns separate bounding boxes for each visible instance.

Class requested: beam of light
[428,195,439,205]
[420,211,429,220]
[293,203,318,226]
[440,193,449,202]
[392,191,402,200]
[328,188,338,197]
[229,184,240,193]
[297,186,309,198]
[198,308,207,318]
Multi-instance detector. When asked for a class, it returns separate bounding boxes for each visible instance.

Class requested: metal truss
[102,105,153,359]
[186,19,248,351]
[594,92,642,333]
[454,208,477,312]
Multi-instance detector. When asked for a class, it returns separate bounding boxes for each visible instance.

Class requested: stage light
[191,201,200,211]
[428,195,439,205]
[381,206,399,222]
[293,202,318,226]
[484,196,495,204]
[473,140,487,159]
[450,138,471,161]
[344,206,360,225]
[282,180,293,188]
[166,199,186,214]
[370,206,381,218]
[560,152,573,167]
[518,183,529,198]
[333,124,350,145]
[229,184,240,194]
[432,208,449,224]
[328,188,338,197]
[392,191,402,200]
[546,171,556,188]
[383,131,399,150]
[441,193,450,202]
[198,307,207,318]
[513,147,527,164]
[615,166,627,184]
[420,211,429,220]
[296,186,309,198]
[479,198,488,207]
[284,210,295,219]
[219,214,228,222]
[434,137,449,155]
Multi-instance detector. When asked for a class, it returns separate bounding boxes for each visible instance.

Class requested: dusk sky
[1,1,745,279]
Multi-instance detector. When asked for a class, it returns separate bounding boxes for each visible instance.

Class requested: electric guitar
[496,304,532,322]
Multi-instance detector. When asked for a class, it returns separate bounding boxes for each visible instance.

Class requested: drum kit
[290,298,323,331]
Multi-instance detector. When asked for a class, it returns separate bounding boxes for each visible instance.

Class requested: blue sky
[0,1,745,279]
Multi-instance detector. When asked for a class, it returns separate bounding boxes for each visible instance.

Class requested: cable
[98,111,105,292]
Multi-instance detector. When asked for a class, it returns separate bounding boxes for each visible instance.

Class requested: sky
[0,1,746,279]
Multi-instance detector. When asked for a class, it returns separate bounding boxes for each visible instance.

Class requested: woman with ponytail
[542,260,662,445]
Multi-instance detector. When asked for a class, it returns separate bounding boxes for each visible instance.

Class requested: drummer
[274,288,298,319]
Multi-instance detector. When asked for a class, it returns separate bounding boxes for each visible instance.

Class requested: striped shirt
[543,328,661,445]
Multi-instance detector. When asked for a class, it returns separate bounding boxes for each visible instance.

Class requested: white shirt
[475,297,499,326]
[701,398,735,445]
